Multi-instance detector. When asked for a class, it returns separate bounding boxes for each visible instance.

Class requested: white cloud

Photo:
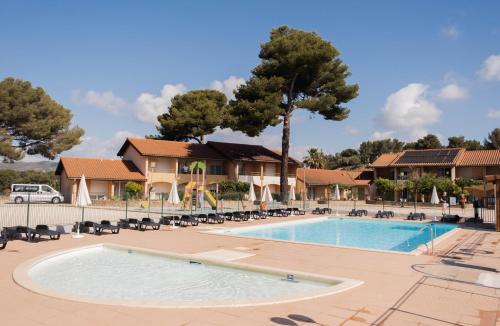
[345,127,360,135]
[64,130,136,158]
[134,83,186,124]
[487,109,500,118]
[71,90,127,114]
[437,83,468,101]
[371,130,395,141]
[441,25,460,39]
[379,83,441,140]
[211,76,245,100]
[480,54,500,81]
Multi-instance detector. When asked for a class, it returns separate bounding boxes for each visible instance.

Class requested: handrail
[417,224,434,255]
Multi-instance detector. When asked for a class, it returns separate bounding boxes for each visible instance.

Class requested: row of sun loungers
[3,225,62,242]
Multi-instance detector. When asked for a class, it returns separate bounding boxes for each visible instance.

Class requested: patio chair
[31,225,62,240]
[286,208,293,215]
[93,220,120,234]
[243,211,252,220]
[224,212,233,220]
[140,218,161,230]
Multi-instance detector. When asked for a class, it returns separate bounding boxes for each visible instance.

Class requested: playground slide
[182,181,196,208]
[203,190,217,209]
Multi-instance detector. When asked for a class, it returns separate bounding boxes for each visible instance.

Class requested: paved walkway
[0,214,499,325]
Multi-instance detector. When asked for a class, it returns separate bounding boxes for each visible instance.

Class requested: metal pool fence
[0,191,479,230]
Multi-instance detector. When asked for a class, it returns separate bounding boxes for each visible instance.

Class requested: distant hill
[0,161,58,172]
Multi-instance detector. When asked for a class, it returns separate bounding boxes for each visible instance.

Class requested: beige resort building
[56,138,299,204]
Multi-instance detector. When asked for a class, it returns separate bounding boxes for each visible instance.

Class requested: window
[237,162,245,175]
[25,185,39,192]
[42,186,53,193]
[209,165,224,175]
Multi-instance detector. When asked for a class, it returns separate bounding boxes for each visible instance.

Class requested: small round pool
[14,244,362,308]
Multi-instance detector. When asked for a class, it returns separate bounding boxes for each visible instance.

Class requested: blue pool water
[229,218,457,252]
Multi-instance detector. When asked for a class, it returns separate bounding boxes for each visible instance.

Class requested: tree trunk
[280,111,290,204]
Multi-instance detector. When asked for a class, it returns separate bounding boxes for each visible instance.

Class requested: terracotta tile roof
[117,138,226,160]
[56,157,146,181]
[457,150,500,166]
[207,141,299,165]
[297,168,357,186]
[370,152,401,167]
[371,148,500,168]
[270,149,301,165]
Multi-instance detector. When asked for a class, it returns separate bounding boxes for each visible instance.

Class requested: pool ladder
[418,224,435,255]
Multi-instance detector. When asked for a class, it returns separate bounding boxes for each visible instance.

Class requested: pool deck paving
[1,214,499,326]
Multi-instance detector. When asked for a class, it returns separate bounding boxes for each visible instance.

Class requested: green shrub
[125,181,143,198]
[219,180,250,194]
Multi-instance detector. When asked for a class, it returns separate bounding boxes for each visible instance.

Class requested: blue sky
[1,1,499,161]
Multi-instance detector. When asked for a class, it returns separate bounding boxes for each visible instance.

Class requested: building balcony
[238,173,296,186]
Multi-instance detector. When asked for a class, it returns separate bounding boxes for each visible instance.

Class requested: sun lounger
[232,212,243,221]
[252,210,267,219]
[0,229,7,249]
[292,207,305,215]
[276,209,290,217]
[140,218,161,230]
[160,215,179,225]
[180,215,199,226]
[407,212,426,221]
[93,220,120,234]
[118,218,142,230]
[4,226,33,241]
[441,214,460,223]
[374,211,393,218]
[207,213,224,224]
[197,214,208,223]
[348,209,368,217]
[31,225,62,240]
[312,207,324,215]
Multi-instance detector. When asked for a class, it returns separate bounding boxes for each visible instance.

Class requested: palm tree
[303,147,328,169]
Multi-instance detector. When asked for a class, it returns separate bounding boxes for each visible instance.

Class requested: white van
[10,184,64,204]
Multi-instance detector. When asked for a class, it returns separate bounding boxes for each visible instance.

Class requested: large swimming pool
[15,244,362,307]
[224,218,457,253]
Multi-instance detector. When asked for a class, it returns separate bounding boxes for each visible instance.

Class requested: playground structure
[182,162,218,210]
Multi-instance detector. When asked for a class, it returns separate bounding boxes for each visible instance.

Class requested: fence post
[27,192,31,242]
[125,193,128,220]
[160,193,164,217]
